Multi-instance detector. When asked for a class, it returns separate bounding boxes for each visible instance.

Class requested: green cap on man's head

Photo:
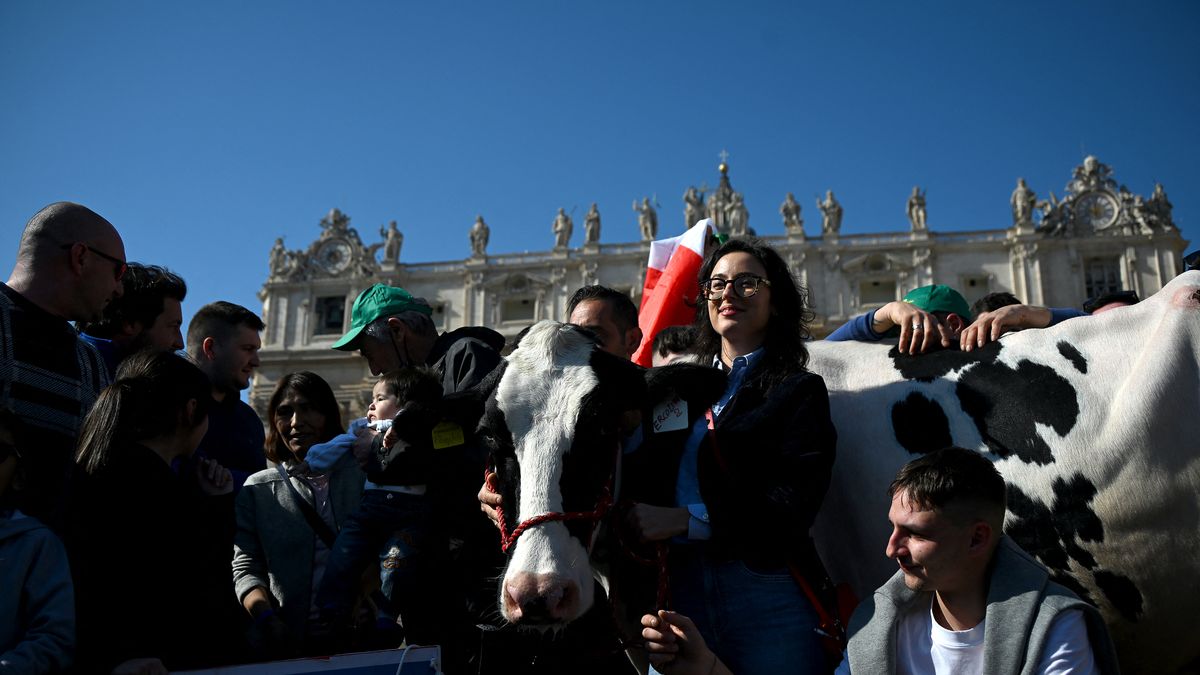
[902,284,972,320]
[331,283,432,351]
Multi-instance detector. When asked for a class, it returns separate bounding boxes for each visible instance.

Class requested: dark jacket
[65,444,242,672]
[625,360,837,565]
[427,326,505,395]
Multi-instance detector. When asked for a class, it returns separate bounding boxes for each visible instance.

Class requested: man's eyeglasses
[62,243,128,281]
[701,274,771,300]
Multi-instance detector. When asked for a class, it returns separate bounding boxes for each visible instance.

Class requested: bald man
[1,202,126,527]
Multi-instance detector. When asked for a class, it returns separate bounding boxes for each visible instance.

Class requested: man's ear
[201,336,218,362]
[117,320,142,340]
[385,317,406,338]
[967,521,994,556]
[624,327,644,359]
[946,313,967,337]
[65,243,86,277]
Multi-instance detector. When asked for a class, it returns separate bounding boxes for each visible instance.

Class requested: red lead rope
[493,485,614,554]
[488,437,622,555]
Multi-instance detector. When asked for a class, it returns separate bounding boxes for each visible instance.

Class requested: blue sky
[2,1,1197,329]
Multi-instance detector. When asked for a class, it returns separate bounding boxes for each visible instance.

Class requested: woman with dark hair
[67,350,243,674]
[629,237,837,675]
[232,371,365,657]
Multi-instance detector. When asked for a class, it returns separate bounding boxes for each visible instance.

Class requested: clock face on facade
[316,239,353,274]
[1075,191,1120,230]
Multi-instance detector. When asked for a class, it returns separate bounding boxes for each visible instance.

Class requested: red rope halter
[489,436,621,555]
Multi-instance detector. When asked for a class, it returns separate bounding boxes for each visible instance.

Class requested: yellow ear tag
[432,421,465,449]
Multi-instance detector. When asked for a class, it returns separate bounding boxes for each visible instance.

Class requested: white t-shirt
[834,597,1098,675]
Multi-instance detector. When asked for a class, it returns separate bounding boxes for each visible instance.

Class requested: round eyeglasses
[701,274,771,300]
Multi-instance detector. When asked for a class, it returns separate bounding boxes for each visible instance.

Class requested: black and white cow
[809,270,1200,673]
[476,320,724,627]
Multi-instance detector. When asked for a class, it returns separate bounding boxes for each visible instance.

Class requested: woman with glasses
[629,237,838,675]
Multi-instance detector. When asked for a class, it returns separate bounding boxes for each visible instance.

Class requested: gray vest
[844,537,1120,675]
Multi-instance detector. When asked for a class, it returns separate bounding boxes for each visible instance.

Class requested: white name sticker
[651,396,689,434]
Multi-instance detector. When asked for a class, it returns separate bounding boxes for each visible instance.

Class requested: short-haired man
[566,284,643,360]
[333,283,503,395]
[186,301,266,489]
[838,447,1119,674]
[651,324,697,366]
[1,202,125,526]
[641,447,1120,675]
[78,263,187,376]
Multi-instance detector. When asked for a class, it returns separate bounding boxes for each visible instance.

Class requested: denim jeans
[652,546,826,675]
[314,490,446,645]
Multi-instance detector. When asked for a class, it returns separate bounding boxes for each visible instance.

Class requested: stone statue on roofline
[907,186,927,232]
[380,221,403,264]
[470,215,489,257]
[780,192,803,235]
[1010,178,1036,229]
[634,197,658,241]
[818,190,843,235]
[584,203,601,244]
[552,208,573,249]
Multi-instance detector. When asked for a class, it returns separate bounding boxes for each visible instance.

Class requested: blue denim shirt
[675,348,764,540]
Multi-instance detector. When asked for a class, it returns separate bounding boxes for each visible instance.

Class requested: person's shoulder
[242,466,285,488]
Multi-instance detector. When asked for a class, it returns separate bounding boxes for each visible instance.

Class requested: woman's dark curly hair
[691,237,814,391]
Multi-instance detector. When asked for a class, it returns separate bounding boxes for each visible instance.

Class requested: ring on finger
[912,323,924,330]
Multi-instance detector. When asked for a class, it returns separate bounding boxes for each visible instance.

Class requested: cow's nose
[504,572,579,624]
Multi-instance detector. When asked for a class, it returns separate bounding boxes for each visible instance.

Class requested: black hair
[376,367,443,408]
[1083,290,1140,314]
[77,263,187,338]
[566,285,639,333]
[75,351,213,474]
[691,237,814,390]
[653,325,696,359]
[264,371,343,464]
[888,447,1006,527]
[186,301,264,357]
[971,292,1021,316]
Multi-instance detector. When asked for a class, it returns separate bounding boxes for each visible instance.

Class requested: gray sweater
[844,537,1120,675]
[232,453,364,646]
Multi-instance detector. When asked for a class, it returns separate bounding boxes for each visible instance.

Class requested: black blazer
[623,361,836,564]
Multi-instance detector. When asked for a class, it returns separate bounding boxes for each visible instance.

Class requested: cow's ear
[644,363,727,410]
[588,349,648,408]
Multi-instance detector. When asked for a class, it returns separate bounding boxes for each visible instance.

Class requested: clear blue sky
[2,1,1197,329]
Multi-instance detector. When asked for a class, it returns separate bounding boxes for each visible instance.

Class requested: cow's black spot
[956,360,1078,465]
[887,342,1080,465]
[1052,474,1104,544]
[1006,484,1072,572]
[891,393,952,455]
[1004,481,1144,622]
[888,341,1002,382]
[1094,569,1145,621]
[1057,341,1088,374]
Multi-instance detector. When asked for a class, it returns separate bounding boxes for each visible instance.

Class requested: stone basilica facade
[249,157,1188,419]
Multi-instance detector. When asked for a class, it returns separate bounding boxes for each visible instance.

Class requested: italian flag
[633,219,716,366]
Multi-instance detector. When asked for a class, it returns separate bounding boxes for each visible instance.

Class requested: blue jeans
[315,490,445,645]
[653,546,827,675]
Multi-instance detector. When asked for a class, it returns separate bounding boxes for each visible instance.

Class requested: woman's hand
[641,610,730,675]
[196,458,232,496]
[626,503,690,542]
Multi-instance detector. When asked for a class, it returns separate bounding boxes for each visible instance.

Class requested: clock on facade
[1074,191,1120,230]
[316,238,353,275]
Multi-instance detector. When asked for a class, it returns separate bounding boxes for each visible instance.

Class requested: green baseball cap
[902,284,972,320]
[332,283,432,351]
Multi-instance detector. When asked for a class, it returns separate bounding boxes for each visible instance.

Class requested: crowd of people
[4,200,1183,673]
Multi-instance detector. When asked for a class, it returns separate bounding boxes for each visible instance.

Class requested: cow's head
[478,320,724,628]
